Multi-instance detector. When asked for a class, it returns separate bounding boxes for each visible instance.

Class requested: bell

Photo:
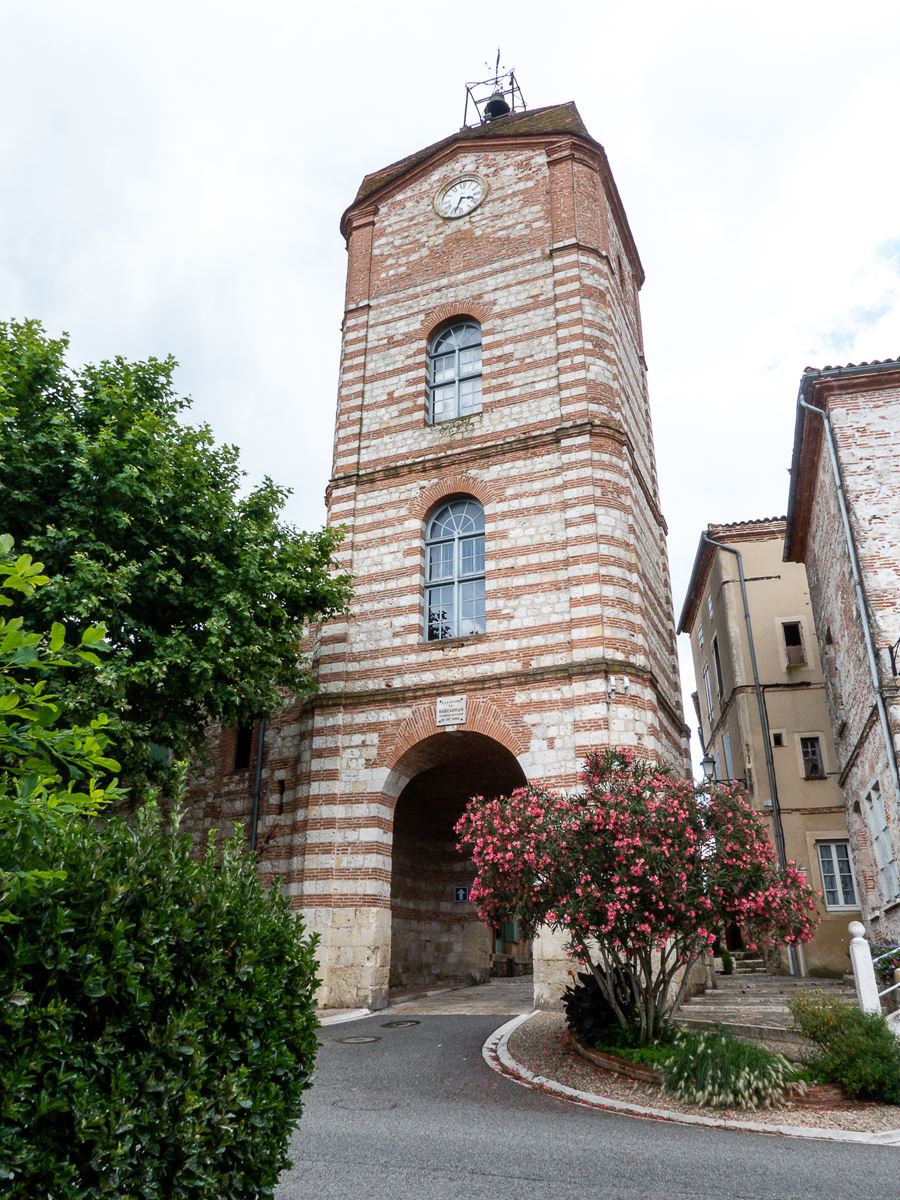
[484,91,511,121]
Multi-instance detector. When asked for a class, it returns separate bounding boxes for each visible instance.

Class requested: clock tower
[195,95,689,1009]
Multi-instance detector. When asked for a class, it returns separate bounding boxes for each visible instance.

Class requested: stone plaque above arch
[414,473,497,522]
[380,697,530,777]
[421,300,491,340]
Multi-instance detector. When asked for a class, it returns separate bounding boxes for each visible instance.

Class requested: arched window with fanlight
[428,321,482,423]
[425,498,485,640]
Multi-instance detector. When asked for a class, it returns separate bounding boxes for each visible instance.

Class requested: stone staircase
[675,972,857,1058]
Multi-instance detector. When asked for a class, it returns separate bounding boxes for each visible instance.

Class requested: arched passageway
[389,732,527,990]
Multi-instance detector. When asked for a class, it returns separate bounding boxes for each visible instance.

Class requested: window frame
[712,635,724,699]
[816,840,858,910]
[865,781,900,904]
[800,735,826,780]
[424,498,486,641]
[782,620,807,666]
[427,321,483,424]
[702,663,714,722]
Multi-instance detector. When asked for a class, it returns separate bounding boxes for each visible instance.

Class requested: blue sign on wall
[454,885,470,903]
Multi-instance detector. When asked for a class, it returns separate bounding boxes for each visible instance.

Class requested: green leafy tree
[0,535,123,922]
[0,319,351,793]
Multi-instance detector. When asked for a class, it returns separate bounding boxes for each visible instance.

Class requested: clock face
[435,175,487,219]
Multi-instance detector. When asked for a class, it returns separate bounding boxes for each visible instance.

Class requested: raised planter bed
[563,1030,861,1110]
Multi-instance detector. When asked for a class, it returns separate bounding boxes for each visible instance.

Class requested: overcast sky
[3,2,899,762]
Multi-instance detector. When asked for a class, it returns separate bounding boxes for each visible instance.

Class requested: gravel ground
[507,1012,900,1134]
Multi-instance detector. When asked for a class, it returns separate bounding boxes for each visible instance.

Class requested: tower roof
[341,101,643,283]
[352,102,593,206]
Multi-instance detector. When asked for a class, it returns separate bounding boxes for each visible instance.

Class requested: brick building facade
[785,361,900,941]
[190,101,689,1009]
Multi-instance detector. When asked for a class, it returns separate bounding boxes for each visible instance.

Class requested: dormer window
[428,322,482,423]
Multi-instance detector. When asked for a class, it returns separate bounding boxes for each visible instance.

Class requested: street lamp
[700,752,716,782]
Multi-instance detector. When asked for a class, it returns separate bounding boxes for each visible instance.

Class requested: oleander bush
[788,992,900,1104]
[0,806,320,1199]
[661,1028,791,1110]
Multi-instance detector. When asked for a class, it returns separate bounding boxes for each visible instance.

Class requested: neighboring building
[678,517,861,975]
[190,94,689,1009]
[784,361,900,941]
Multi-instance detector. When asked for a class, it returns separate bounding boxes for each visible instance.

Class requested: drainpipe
[702,532,800,976]
[250,717,266,853]
[798,395,900,806]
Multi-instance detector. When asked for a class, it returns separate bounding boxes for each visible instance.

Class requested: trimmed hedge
[0,807,320,1198]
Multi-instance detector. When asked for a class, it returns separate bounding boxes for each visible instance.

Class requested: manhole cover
[380,1019,420,1028]
[335,1035,381,1044]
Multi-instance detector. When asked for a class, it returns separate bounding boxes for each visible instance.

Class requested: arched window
[428,321,482,424]
[425,498,485,640]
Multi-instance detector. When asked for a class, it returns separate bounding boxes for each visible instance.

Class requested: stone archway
[388,731,527,990]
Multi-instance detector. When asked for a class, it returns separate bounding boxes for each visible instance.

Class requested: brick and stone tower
[193,99,689,1009]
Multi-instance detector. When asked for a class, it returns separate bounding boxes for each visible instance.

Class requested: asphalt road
[277,1013,898,1200]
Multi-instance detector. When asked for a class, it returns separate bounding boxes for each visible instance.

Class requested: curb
[482,1011,900,1146]
[318,1008,372,1026]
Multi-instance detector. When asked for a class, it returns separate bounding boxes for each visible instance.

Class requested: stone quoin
[190,99,690,1009]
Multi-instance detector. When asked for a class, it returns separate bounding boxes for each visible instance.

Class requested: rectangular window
[800,736,825,779]
[707,595,714,620]
[703,663,713,721]
[783,621,807,666]
[865,782,900,903]
[817,841,858,909]
[712,636,724,698]
[697,623,704,650]
[721,730,735,780]
[233,723,253,771]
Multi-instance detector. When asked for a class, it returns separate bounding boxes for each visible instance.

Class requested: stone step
[674,1015,807,1058]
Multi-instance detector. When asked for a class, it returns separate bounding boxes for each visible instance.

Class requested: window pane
[460,534,484,577]
[428,542,453,582]
[431,352,455,383]
[459,376,482,415]
[428,505,456,538]
[427,586,455,640]
[459,578,485,634]
[459,346,482,374]
[432,328,458,353]
[456,323,481,348]
[431,384,456,422]
[835,843,857,906]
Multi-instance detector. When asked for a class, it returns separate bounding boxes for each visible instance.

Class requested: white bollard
[848,921,882,1014]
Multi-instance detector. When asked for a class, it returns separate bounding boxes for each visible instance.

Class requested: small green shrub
[594,1041,673,1069]
[662,1029,791,1109]
[0,805,320,1198]
[788,992,900,1104]
[720,949,734,975]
